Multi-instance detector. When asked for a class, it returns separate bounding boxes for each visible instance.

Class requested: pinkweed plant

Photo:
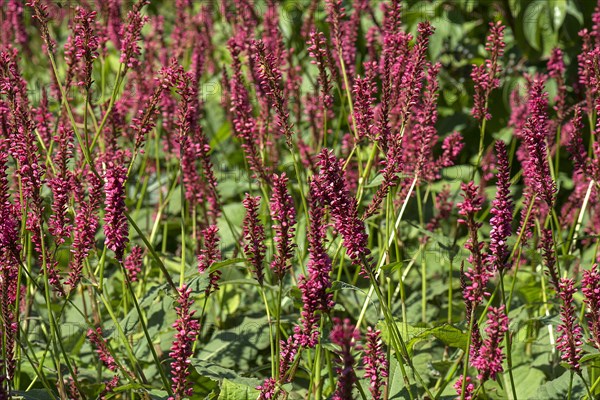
[458,182,491,306]
[471,21,505,121]
[3,1,600,399]
[169,285,199,400]
[197,225,221,296]
[471,306,509,382]
[124,245,144,282]
[242,194,267,285]
[556,278,584,373]
[363,327,388,400]
[294,182,334,348]
[103,158,128,261]
[583,264,600,350]
[314,149,371,271]
[331,318,360,400]
[488,140,513,271]
[270,173,297,281]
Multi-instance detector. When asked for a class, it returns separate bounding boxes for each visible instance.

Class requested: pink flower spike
[556,278,584,373]
[471,306,509,382]
[169,285,200,400]
[583,264,600,350]
[269,173,297,281]
[363,327,388,400]
[103,159,128,261]
[331,318,360,400]
[471,21,505,121]
[197,225,221,297]
[488,141,513,271]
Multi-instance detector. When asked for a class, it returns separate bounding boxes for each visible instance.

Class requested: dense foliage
[2,0,600,399]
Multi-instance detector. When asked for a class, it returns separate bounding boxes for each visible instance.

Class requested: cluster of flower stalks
[2,0,600,399]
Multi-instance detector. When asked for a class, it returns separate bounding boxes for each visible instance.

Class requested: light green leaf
[193,359,262,387]
[536,370,586,398]
[218,379,259,400]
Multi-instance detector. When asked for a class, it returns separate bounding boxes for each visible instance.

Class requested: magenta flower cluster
[103,158,128,261]
[458,182,490,305]
[471,306,508,382]
[270,173,297,281]
[471,21,505,121]
[363,327,388,400]
[488,141,513,271]
[242,194,267,286]
[314,149,371,271]
[556,278,584,372]
[330,318,360,400]
[169,285,199,400]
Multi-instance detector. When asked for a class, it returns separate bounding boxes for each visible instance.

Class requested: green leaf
[549,0,567,30]
[197,316,270,369]
[580,353,600,365]
[522,0,558,55]
[147,389,169,399]
[11,391,55,400]
[566,1,584,24]
[378,322,468,354]
[512,366,546,399]
[536,370,586,398]
[218,379,259,400]
[192,359,262,387]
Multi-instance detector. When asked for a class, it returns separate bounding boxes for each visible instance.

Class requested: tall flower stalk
[472,21,505,170]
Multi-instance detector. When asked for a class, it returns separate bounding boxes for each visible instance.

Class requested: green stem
[120,262,173,396]
[460,307,475,400]
[499,273,518,400]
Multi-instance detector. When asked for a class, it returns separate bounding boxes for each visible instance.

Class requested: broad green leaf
[218,379,259,400]
[193,359,262,387]
[549,0,567,30]
[12,391,55,400]
[513,366,546,399]
[536,370,587,398]
[147,389,169,399]
[378,322,468,354]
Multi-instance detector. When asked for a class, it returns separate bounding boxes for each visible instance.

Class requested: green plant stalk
[448,257,454,324]
[17,334,57,399]
[539,264,557,360]
[96,290,147,383]
[366,266,430,400]
[499,272,518,400]
[179,181,187,287]
[416,185,426,323]
[460,307,476,400]
[121,264,173,396]
[38,225,85,397]
[586,370,600,399]
[13,256,24,391]
[355,175,418,328]
[259,286,276,379]
[554,125,561,182]
[579,371,594,399]
[433,351,464,398]
[473,104,489,178]
[289,145,310,234]
[84,87,90,152]
[275,279,283,381]
[127,213,178,292]
[567,180,595,254]
[568,370,574,400]
[90,64,125,152]
[337,49,359,144]
[96,246,108,292]
[44,47,100,180]
[311,319,325,400]
[505,195,536,312]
